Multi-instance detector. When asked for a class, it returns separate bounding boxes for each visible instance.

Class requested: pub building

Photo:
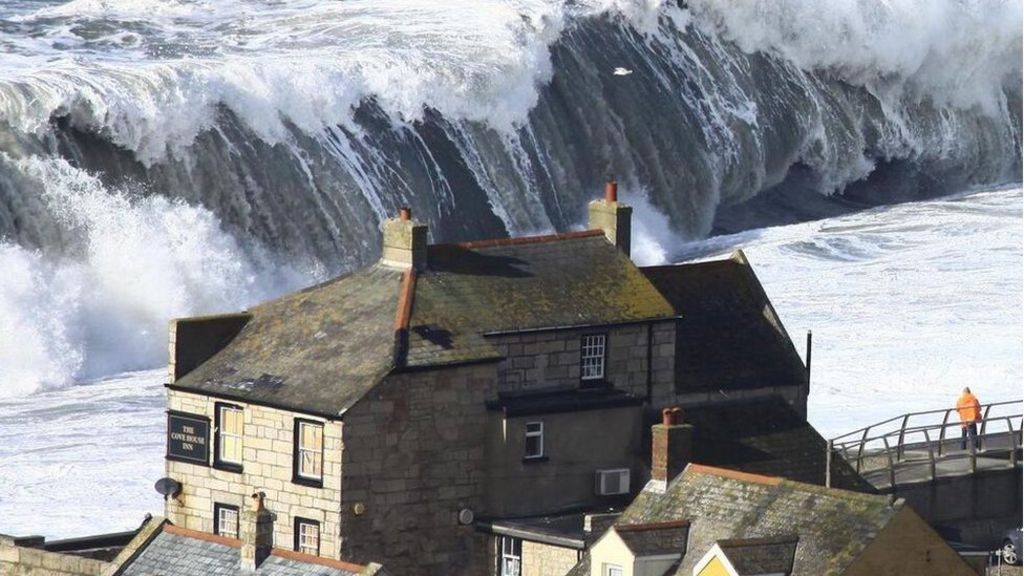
[160,181,815,575]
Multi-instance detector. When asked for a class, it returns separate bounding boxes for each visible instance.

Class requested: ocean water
[0,0,1020,542]
[0,185,1019,539]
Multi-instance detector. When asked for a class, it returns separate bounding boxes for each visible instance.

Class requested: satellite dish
[457,508,475,525]
[154,477,182,500]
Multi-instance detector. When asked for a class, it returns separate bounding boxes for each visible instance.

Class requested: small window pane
[297,521,320,555]
[524,422,544,459]
[218,406,243,465]
[581,335,606,381]
[298,422,324,480]
[215,504,238,539]
[500,537,521,576]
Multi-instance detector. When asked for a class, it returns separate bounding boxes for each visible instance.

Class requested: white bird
[612,67,633,76]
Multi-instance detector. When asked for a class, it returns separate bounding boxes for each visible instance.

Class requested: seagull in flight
[613,67,633,76]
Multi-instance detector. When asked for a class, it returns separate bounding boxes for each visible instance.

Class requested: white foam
[2,0,1014,167]
[686,0,1023,115]
[0,156,316,397]
[672,186,1023,437]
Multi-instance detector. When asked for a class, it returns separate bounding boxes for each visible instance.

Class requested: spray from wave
[0,156,316,397]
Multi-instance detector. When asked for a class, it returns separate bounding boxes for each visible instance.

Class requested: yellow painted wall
[842,507,977,576]
[590,530,636,576]
[697,556,732,576]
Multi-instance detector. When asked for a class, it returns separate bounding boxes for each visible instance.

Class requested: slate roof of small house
[641,251,808,391]
[115,525,368,576]
[684,397,874,492]
[614,520,690,557]
[170,230,676,417]
[613,464,904,576]
[716,536,798,575]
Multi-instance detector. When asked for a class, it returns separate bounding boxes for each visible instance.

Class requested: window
[499,536,521,576]
[580,334,607,381]
[603,564,623,576]
[214,503,239,538]
[293,419,324,485]
[524,422,544,459]
[294,518,320,556]
[215,403,243,470]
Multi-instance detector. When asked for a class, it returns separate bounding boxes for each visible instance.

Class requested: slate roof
[170,265,404,418]
[614,520,690,556]
[717,536,798,575]
[684,397,874,492]
[615,464,903,576]
[115,525,368,576]
[171,230,676,417]
[408,232,677,367]
[641,251,808,391]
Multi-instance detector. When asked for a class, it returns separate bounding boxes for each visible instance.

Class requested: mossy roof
[717,536,798,576]
[617,465,903,576]
[407,232,677,367]
[171,231,676,416]
[685,397,874,492]
[641,251,808,391]
[171,265,405,417]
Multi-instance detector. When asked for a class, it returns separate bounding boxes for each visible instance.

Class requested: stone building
[161,182,815,575]
[575,459,976,576]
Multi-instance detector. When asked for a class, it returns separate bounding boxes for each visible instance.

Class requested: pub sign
[166,411,210,465]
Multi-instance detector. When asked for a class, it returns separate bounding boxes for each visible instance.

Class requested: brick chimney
[240,492,273,571]
[381,207,427,270]
[588,179,632,256]
[651,407,692,485]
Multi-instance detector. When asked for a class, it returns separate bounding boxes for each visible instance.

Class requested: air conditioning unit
[595,468,630,496]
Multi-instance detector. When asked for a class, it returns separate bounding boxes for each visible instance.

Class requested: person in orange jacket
[957,387,982,450]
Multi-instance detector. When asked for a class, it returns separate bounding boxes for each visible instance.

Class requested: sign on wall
[166,411,210,465]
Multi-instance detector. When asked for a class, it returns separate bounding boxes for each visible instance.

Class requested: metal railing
[827,400,1022,487]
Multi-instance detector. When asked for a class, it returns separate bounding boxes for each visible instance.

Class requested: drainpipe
[646,322,654,403]
[805,330,813,382]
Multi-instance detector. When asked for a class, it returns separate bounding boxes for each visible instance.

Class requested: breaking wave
[0,0,1020,394]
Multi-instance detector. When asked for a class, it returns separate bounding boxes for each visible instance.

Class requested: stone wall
[485,407,643,517]
[522,540,580,576]
[0,536,110,576]
[338,363,498,575]
[165,390,344,558]
[492,321,676,399]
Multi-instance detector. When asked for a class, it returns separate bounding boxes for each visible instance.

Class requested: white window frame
[598,561,622,573]
[296,420,324,482]
[296,518,320,556]
[581,334,607,381]
[214,503,239,539]
[524,421,544,459]
[217,404,243,466]
[500,536,522,576]
[603,563,623,576]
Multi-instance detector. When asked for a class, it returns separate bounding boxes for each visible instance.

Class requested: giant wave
[0,0,1021,395]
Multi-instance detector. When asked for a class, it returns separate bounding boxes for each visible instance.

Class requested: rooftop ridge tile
[687,463,783,486]
[437,229,605,250]
[615,519,690,532]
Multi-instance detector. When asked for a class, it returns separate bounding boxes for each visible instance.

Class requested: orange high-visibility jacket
[957,393,981,424]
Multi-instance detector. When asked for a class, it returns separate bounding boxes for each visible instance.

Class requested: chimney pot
[661,407,673,426]
[399,207,411,221]
[605,180,618,203]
